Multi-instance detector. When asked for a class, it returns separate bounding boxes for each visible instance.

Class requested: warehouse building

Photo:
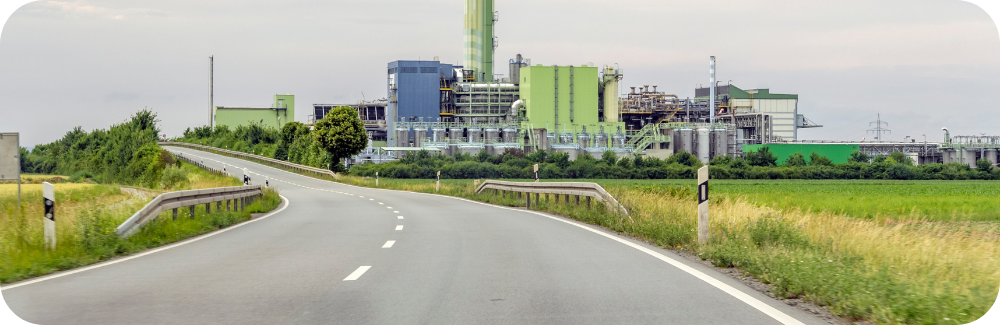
[214,94,294,130]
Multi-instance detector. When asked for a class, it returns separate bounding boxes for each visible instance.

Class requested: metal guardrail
[474,180,629,216]
[115,185,263,237]
[159,142,339,180]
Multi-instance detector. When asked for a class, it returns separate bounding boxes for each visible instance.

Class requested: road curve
[1,146,827,325]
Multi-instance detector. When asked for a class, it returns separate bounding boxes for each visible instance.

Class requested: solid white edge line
[163,145,805,325]
[382,240,395,248]
[1,195,291,291]
[343,266,371,281]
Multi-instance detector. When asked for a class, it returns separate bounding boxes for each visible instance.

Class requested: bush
[161,166,189,189]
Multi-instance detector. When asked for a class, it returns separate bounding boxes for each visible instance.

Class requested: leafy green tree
[600,150,618,166]
[888,151,913,165]
[808,152,833,166]
[546,151,571,169]
[476,150,491,163]
[709,155,734,166]
[977,159,994,173]
[313,106,368,171]
[746,147,777,167]
[666,150,702,167]
[848,150,871,163]
[784,153,807,167]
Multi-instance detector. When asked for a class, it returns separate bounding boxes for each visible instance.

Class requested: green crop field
[550,179,1000,223]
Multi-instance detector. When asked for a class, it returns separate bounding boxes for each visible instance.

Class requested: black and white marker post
[436,171,441,192]
[534,164,539,182]
[376,171,379,186]
[697,165,709,245]
[43,181,55,250]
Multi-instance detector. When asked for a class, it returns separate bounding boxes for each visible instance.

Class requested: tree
[746,147,777,167]
[313,106,368,171]
[848,150,870,163]
[808,152,833,166]
[784,153,807,167]
[977,159,994,173]
[600,150,618,166]
[667,150,702,167]
[888,151,912,165]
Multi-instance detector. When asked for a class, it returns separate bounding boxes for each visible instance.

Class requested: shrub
[161,166,190,189]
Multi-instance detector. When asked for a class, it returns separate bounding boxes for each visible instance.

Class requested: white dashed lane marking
[343,266,372,281]
[398,216,404,220]
[395,225,403,231]
[382,240,395,248]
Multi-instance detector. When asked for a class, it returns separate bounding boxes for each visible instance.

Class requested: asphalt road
[2,146,828,325]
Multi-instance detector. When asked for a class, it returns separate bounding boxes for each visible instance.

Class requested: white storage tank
[697,128,710,163]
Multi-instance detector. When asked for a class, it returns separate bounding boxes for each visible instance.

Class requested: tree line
[349,146,999,180]
[20,110,180,187]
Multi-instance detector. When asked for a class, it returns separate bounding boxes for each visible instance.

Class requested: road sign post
[697,166,709,245]
[534,164,539,182]
[436,171,440,192]
[43,182,56,250]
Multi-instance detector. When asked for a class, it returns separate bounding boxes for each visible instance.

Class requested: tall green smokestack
[464,0,494,82]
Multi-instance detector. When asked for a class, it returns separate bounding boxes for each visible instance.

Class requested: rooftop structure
[214,94,294,130]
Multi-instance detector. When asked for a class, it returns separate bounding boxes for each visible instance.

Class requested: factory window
[388,68,396,74]
[401,67,418,73]
[420,67,437,73]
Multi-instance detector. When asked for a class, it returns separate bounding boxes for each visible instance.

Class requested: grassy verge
[0,166,282,284]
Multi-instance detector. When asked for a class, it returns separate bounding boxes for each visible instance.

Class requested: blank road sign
[0,133,19,180]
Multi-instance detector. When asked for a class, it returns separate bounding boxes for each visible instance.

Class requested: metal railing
[474,180,629,216]
[115,185,263,237]
[159,142,339,180]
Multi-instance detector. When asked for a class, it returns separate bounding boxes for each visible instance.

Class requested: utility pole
[867,114,890,143]
[209,55,214,128]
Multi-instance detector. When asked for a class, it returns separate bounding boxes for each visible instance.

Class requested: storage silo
[696,128,710,163]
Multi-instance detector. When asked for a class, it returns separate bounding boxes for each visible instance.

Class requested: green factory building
[742,144,858,165]
[214,94,295,130]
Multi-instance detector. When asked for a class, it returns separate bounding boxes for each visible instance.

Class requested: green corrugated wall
[742,144,858,165]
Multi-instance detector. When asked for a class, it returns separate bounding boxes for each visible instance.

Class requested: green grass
[534,179,1000,223]
[0,167,282,284]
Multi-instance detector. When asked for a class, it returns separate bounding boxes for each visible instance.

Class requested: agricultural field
[339,176,1000,324]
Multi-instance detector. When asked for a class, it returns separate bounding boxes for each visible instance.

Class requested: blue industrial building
[387,60,458,146]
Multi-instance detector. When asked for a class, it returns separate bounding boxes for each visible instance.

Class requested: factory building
[214,94,294,130]
[368,0,829,164]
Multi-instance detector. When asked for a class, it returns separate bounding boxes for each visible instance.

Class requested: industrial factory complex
[215,0,1000,168]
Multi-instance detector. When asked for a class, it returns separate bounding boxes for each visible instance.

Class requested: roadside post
[697,166,709,245]
[376,172,379,186]
[43,182,55,250]
[436,171,440,192]
[534,164,539,182]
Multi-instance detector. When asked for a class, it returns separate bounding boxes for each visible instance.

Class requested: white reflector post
[43,181,55,250]
[697,166,709,245]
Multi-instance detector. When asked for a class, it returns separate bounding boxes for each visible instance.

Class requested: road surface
[2,146,827,324]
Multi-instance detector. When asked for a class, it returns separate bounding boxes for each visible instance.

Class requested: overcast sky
[1,0,998,146]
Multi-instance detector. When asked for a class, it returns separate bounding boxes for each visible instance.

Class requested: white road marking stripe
[378,202,384,205]
[387,207,392,209]
[393,211,399,213]
[382,240,395,248]
[397,216,404,220]
[2,194,292,291]
[369,198,374,201]
[343,266,371,281]
[395,225,403,230]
